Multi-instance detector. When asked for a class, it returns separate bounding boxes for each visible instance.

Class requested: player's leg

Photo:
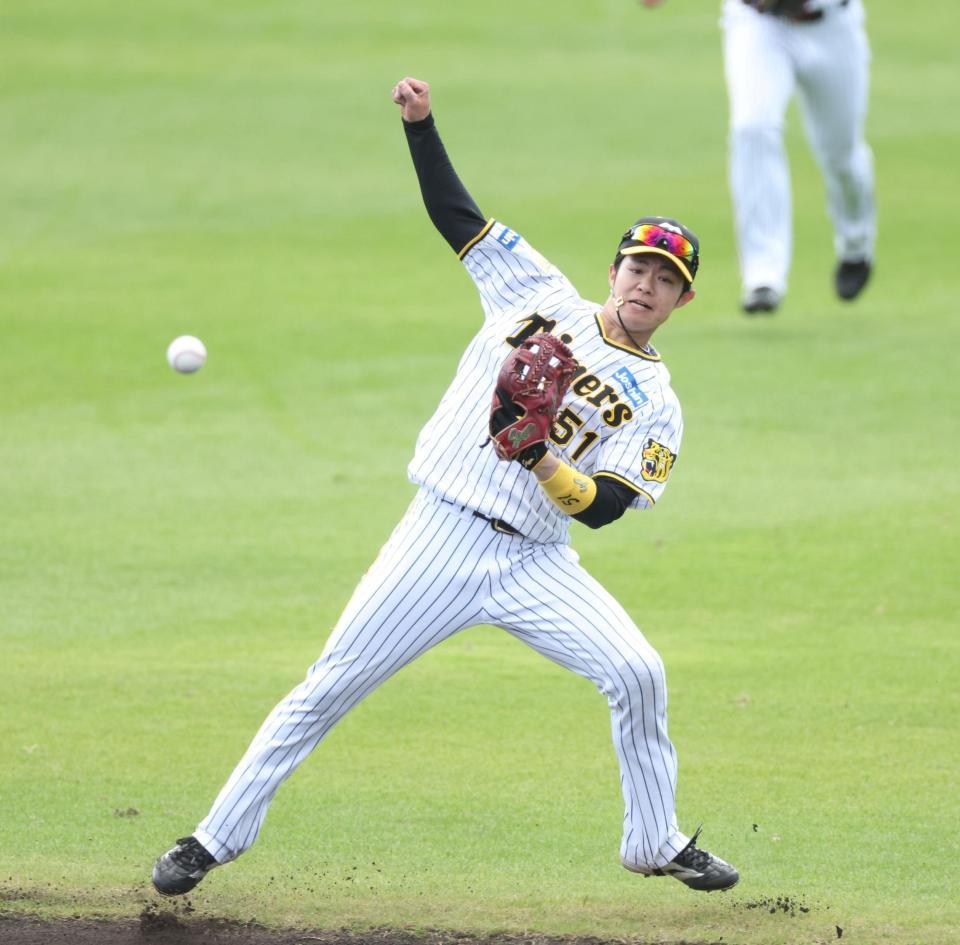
[154,494,496,892]
[722,0,797,310]
[487,542,685,870]
[794,2,875,299]
[486,543,738,890]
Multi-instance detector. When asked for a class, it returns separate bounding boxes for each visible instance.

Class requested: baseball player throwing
[643,0,876,313]
[152,76,739,897]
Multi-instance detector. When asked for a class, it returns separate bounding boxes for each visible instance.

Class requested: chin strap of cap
[614,297,649,353]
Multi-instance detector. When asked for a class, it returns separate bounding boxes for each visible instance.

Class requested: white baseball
[166,335,207,374]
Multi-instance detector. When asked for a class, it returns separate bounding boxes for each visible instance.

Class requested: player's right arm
[392,77,487,255]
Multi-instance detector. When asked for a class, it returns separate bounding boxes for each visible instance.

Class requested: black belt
[473,510,521,536]
[439,498,522,537]
[744,0,848,23]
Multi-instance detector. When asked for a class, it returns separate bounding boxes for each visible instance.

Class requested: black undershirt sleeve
[571,476,639,529]
[402,113,487,254]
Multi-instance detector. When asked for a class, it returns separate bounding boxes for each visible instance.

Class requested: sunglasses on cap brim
[619,224,697,282]
[621,224,696,263]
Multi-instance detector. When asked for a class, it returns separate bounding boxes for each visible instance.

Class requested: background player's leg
[194,495,497,863]
[794,4,875,269]
[722,1,797,302]
[486,542,686,872]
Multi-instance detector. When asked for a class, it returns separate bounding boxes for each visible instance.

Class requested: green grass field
[2,2,958,943]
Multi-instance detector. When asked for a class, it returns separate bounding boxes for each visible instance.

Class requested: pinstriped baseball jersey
[147,96,745,899]
[409,219,683,543]
[185,219,693,879]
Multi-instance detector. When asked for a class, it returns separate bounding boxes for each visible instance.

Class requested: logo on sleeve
[641,438,676,483]
[497,227,522,250]
[613,367,650,409]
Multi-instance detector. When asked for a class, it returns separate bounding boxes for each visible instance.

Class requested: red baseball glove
[489,334,577,468]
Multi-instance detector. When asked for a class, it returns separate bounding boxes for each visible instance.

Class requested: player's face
[609,256,695,334]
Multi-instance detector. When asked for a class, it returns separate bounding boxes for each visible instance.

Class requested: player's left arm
[530,385,683,526]
[489,336,647,528]
[531,453,637,529]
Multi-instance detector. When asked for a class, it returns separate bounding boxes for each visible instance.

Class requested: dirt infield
[0,910,727,945]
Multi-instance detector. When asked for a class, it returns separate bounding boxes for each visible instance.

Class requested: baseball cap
[617,216,700,283]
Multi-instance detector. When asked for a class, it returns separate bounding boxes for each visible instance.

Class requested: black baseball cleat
[835,259,872,301]
[152,836,218,896]
[633,829,739,892]
[741,286,782,315]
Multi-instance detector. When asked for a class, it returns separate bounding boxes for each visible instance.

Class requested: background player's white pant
[195,491,688,872]
[722,0,875,294]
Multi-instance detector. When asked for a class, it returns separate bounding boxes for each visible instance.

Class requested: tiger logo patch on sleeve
[641,438,677,483]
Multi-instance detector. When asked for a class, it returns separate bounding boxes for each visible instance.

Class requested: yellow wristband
[539,462,597,514]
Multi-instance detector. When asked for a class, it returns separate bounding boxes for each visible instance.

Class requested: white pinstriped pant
[195,490,688,872]
[723,0,875,293]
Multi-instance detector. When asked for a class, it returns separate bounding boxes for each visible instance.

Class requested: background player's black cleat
[835,259,872,300]
[652,829,740,892]
[152,836,218,896]
[741,286,781,315]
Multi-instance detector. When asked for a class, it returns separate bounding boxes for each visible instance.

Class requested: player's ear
[674,288,695,310]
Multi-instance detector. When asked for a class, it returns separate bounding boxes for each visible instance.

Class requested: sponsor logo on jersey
[497,227,522,251]
[641,438,676,483]
[612,367,649,409]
